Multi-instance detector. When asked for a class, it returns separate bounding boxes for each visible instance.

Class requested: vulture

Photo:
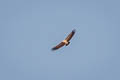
[52,29,76,51]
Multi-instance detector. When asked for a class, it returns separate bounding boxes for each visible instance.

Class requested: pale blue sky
[0,0,120,80]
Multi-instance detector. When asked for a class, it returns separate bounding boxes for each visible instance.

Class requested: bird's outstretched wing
[65,29,76,41]
[52,42,65,50]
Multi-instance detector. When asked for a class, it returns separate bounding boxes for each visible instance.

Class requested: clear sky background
[0,0,120,80]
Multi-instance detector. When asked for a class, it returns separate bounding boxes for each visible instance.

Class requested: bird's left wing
[52,42,65,50]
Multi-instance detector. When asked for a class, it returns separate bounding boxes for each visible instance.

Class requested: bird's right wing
[65,29,76,41]
[52,42,65,50]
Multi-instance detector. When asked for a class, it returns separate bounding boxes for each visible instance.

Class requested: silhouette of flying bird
[52,29,76,51]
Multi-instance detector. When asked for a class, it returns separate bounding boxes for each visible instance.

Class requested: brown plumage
[52,29,76,51]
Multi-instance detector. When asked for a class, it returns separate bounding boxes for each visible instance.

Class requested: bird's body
[52,29,76,51]
[62,40,69,46]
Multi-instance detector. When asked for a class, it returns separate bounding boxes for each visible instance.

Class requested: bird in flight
[52,29,76,51]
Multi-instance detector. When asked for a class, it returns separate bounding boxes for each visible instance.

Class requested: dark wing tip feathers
[51,47,59,51]
[51,47,56,51]
[51,46,59,51]
[72,29,76,33]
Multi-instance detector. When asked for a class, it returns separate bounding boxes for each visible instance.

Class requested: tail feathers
[66,42,70,46]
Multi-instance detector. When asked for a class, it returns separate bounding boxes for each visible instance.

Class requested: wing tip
[51,48,55,51]
[51,47,57,51]
[72,29,76,33]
